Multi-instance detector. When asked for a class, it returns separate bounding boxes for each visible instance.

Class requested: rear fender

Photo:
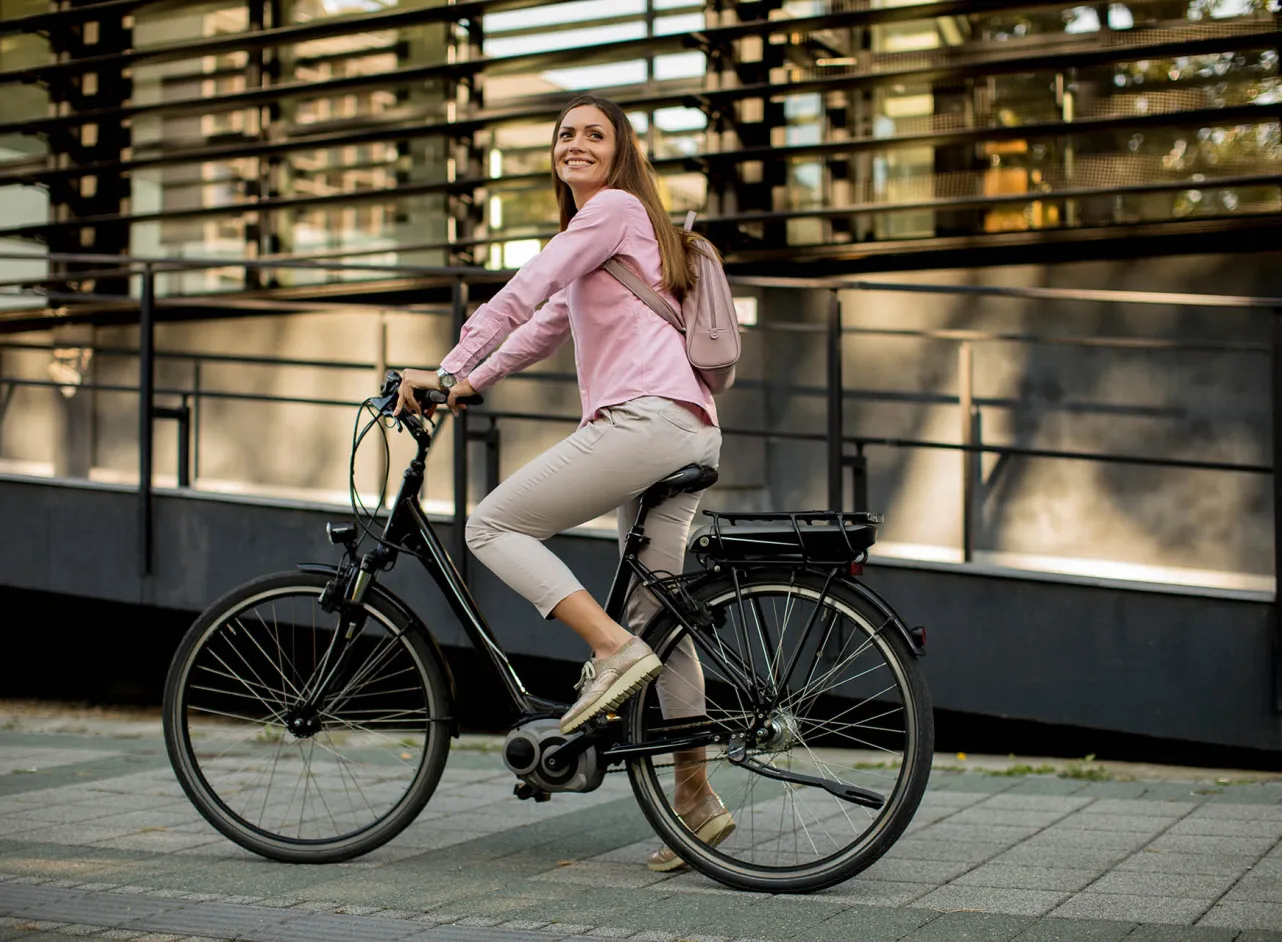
[845,577,925,658]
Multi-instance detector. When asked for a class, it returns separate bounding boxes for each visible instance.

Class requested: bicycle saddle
[641,464,719,505]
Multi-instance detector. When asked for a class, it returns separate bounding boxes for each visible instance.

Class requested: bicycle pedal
[514,782,552,802]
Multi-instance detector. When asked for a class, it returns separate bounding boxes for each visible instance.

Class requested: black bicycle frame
[362,413,761,749]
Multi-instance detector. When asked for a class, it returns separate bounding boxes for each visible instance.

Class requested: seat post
[603,502,652,621]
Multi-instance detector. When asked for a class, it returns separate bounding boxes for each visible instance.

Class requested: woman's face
[553,104,616,205]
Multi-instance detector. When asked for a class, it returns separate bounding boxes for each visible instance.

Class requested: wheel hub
[754,712,801,749]
[284,707,323,739]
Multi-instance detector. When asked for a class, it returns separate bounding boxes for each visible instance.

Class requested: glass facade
[0,0,1278,287]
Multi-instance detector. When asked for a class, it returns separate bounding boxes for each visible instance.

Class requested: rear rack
[692,510,883,565]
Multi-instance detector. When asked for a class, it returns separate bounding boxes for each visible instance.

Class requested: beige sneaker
[559,637,663,734]
[646,793,736,872]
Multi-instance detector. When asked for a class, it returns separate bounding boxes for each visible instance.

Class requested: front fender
[297,563,460,735]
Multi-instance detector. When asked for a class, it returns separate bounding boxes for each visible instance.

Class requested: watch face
[438,370,456,388]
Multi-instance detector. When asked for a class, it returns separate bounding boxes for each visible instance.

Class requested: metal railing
[0,250,1279,708]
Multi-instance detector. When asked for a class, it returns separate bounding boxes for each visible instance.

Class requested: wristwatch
[436,367,457,389]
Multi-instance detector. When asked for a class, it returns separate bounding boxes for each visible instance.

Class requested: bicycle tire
[163,571,451,863]
[625,567,933,893]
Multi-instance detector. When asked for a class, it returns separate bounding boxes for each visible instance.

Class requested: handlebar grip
[414,388,485,407]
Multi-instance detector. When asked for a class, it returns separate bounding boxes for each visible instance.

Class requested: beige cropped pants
[465,396,721,718]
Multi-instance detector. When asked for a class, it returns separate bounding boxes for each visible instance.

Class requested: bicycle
[162,370,934,893]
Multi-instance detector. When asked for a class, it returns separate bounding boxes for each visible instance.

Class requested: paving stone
[118,903,300,937]
[500,922,552,932]
[1237,932,1282,942]
[913,824,1041,846]
[1053,815,1173,834]
[689,898,849,941]
[951,865,1099,892]
[858,858,972,885]
[1125,926,1240,941]
[991,846,1131,871]
[813,880,935,907]
[1002,781,1093,798]
[1168,818,1282,838]
[1017,832,1152,855]
[1225,875,1282,904]
[1192,805,1282,822]
[977,797,1093,814]
[1049,894,1211,926]
[947,811,1070,829]
[1198,901,1282,931]
[882,838,1007,864]
[911,886,1069,917]
[582,931,634,940]
[1078,801,1195,818]
[1114,851,1257,876]
[408,928,578,942]
[917,792,989,809]
[1145,834,1277,857]
[1009,917,1136,941]
[803,907,937,942]
[5,892,185,927]
[1083,870,1238,898]
[898,910,1033,942]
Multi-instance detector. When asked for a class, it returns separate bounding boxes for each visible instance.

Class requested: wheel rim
[174,586,441,846]
[630,579,924,878]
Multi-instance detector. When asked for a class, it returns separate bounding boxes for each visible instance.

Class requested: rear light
[911,626,927,648]
[849,562,864,577]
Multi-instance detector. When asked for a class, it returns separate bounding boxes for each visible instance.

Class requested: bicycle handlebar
[373,369,485,416]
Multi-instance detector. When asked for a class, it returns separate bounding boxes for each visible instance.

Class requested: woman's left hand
[394,368,440,417]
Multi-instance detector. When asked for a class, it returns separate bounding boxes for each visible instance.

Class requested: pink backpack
[604,212,740,393]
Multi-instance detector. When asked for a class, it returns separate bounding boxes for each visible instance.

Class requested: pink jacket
[439,188,718,429]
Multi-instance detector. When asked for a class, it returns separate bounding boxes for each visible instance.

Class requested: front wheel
[162,571,452,863]
[625,568,933,893]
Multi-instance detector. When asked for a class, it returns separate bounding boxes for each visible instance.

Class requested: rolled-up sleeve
[439,189,634,377]
[465,290,571,392]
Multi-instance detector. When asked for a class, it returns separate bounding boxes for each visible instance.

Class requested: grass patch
[984,763,1058,777]
[1060,754,1111,781]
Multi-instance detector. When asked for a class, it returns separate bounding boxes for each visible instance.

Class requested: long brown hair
[550,93,710,299]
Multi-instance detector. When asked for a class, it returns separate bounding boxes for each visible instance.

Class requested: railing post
[1273,307,1282,713]
[176,397,191,488]
[827,289,844,512]
[848,443,868,512]
[138,264,155,576]
[452,277,470,584]
[191,360,202,483]
[959,340,978,562]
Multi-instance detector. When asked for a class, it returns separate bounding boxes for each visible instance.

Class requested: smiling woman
[394,93,733,873]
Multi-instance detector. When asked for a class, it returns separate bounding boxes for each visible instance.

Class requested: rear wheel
[162,571,452,862]
[626,568,933,893]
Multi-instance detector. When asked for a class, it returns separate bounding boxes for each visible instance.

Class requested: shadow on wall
[843,252,1276,581]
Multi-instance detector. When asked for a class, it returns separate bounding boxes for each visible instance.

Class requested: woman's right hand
[393,368,440,417]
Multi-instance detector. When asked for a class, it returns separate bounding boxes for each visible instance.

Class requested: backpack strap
[602,258,685,334]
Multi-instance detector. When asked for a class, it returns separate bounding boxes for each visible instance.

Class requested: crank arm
[728,736,885,809]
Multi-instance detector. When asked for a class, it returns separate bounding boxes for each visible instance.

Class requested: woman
[394,94,732,871]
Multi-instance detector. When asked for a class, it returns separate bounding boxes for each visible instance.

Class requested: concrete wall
[0,474,1275,751]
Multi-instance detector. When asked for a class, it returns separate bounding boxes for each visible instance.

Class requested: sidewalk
[1,703,1280,942]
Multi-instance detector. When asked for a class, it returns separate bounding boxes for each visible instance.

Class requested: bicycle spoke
[175,586,441,850]
[632,575,928,884]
